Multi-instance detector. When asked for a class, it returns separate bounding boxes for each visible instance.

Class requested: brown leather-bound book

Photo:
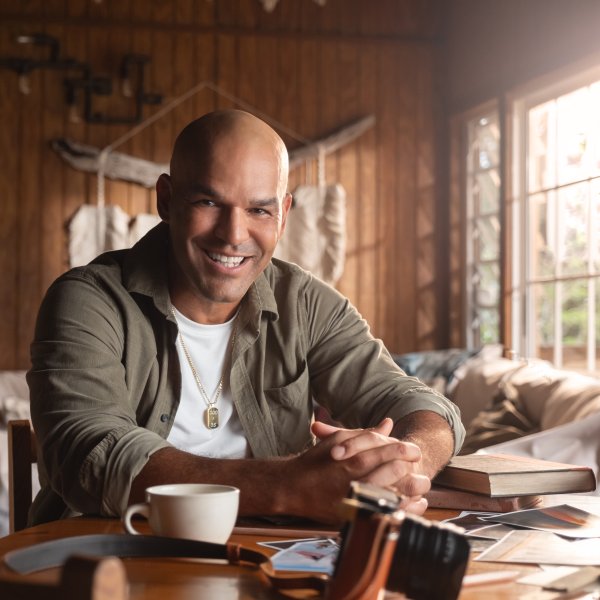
[433,453,596,497]
[425,485,542,512]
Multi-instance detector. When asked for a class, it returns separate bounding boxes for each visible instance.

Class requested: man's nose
[215,207,250,246]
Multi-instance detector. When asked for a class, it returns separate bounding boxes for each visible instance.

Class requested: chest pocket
[263,363,313,455]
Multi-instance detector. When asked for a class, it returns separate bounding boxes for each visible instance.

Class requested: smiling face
[157,110,292,324]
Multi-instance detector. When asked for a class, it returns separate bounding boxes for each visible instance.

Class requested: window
[464,107,502,348]
[512,68,600,372]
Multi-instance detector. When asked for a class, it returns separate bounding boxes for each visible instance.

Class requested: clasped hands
[290,417,430,523]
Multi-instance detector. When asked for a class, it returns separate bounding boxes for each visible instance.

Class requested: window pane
[594,179,600,272]
[475,169,500,214]
[557,86,591,186]
[528,100,556,193]
[529,191,556,278]
[470,114,500,172]
[562,279,587,346]
[465,106,501,349]
[558,182,589,277]
[476,262,500,306]
[532,282,555,355]
[478,308,499,344]
[592,82,600,177]
[596,279,600,372]
[475,215,500,261]
[562,280,588,371]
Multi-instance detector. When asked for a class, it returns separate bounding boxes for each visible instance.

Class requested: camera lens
[386,514,470,600]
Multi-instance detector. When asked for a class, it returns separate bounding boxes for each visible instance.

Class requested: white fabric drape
[68,204,161,267]
[274,183,346,285]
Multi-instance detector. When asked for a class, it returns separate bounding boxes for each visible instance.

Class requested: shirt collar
[122,222,172,316]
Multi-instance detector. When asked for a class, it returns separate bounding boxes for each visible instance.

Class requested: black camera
[328,482,470,600]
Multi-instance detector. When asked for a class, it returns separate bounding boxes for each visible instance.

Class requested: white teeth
[207,252,244,267]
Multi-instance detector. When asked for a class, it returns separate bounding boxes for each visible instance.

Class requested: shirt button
[160,414,169,423]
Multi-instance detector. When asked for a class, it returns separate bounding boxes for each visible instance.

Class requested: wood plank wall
[0,0,447,370]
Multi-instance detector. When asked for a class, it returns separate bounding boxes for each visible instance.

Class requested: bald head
[170,110,289,199]
[156,109,293,324]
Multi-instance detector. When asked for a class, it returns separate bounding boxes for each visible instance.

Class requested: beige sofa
[448,345,600,451]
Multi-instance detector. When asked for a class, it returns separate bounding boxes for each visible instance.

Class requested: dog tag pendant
[205,406,219,429]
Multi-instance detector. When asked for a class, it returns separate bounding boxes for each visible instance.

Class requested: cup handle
[123,502,150,535]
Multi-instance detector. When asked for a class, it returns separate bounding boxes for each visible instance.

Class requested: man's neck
[170,297,240,325]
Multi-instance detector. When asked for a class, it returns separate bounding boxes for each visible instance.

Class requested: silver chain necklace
[170,306,237,430]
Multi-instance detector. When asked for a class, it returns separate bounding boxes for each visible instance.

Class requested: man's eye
[250,208,270,216]
[192,199,216,207]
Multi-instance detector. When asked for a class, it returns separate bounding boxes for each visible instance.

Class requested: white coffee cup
[123,483,240,543]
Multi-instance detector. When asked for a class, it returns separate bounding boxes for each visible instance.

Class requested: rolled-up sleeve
[304,280,465,454]
[28,271,171,518]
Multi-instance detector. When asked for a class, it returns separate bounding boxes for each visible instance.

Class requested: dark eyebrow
[187,184,222,200]
[249,197,279,208]
[187,185,278,208]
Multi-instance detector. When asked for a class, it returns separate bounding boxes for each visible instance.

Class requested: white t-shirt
[167,307,249,459]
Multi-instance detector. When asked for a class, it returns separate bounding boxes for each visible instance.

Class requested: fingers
[297,418,429,522]
[311,420,342,439]
[310,418,425,492]
[370,417,394,436]
[361,468,431,497]
[311,417,394,442]
[312,417,403,462]
[331,431,421,463]
[399,496,428,516]
[290,432,430,523]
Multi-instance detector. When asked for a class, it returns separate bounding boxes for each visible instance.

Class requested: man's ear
[278,192,293,238]
[156,174,172,222]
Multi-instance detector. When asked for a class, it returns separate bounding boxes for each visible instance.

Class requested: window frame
[509,61,600,370]
[449,100,505,350]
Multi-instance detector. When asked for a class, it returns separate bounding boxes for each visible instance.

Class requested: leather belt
[3,533,328,593]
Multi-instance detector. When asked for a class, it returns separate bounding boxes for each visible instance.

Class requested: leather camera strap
[3,533,328,594]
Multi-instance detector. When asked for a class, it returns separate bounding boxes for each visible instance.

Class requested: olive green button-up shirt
[28,223,464,525]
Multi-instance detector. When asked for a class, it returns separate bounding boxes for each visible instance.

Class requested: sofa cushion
[455,349,600,455]
[448,346,517,427]
[392,347,478,395]
[489,359,558,426]
[483,360,600,430]
[542,373,600,430]
[458,359,545,454]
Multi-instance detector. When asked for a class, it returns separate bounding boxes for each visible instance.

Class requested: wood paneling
[0,23,20,370]
[0,0,447,369]
[356,44,378,332]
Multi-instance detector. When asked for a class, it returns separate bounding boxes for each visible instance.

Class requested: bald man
[28,110,464,526]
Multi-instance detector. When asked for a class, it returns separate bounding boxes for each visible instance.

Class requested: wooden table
[0,503,588,599]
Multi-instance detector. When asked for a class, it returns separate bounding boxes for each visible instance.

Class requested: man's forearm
[129,425,429,524]
[391,410,455,478]
[129,447,292,516]
[128,413,458,521]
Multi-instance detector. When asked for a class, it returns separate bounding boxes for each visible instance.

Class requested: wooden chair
[7,419,37,533]
[0,555,129,600]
